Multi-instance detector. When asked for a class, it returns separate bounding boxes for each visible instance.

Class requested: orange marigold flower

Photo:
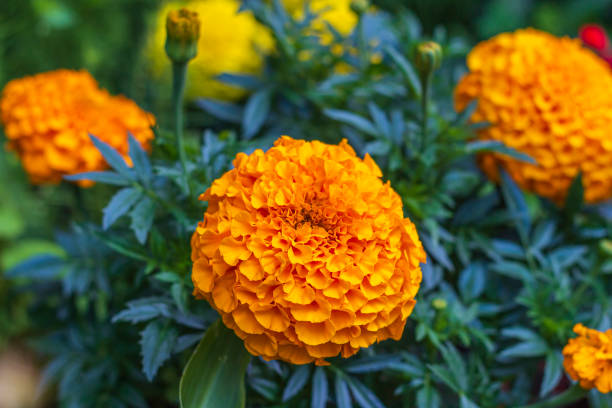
[0,69,155,185]
[454,28,612,204]
[563,323,612,393]
[190,136,425,365]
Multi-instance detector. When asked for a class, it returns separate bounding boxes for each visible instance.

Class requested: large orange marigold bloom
[454,28,612,204]
[0,69,155,185]
[563,323,612,393]
[190,136,425,365]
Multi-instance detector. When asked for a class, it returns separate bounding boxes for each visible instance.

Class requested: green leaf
[242,89,272,140]
[564,172,583,216]
[89,134,134,179]
[64,171,132,186]
[465,140,535,164]
[102,188,142,230]
[311,367,328,408]
[323,109,379,137]
[140,320,178,381]
[540,352,562,397]
[282,365,311,402]
[384,45,421,98]
[128,133,152,185]
[346,377,385,408]
[459,394,479,408]
[196,99,243,124]
[335,374,352,408]
[130,196,156,244]
[416,384,440,408]
[500,170,531,238]
[180,319,251,408]
[458,262,485,302]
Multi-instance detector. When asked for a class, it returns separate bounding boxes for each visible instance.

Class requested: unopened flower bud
[414,41,443,78]
[165,8,200,64]
[350,0,369,16]
[432,298,447,310]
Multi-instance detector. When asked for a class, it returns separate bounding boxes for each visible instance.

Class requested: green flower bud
[414,41,443,78]
[432,298,447,310]
[165,8,200,64]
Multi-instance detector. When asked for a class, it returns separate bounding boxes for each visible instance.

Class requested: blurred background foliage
[1,0,612,407]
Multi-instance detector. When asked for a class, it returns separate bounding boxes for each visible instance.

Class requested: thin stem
[420,74,431,151]
[171,61,189,193]
[515,384,587,408]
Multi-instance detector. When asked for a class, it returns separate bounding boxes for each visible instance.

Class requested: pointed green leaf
[180,319,251,408]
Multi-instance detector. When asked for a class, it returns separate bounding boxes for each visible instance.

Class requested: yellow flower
[454,28,612,204]
[282,0,358,45]
[146,0,273,101]
[563,323,612,393]
[190,136,425,365]
[0,69,155,186]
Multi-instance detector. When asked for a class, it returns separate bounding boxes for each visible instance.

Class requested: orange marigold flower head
[0,69,155,185]
[563,323,612,393]
[190,136,425,365]
[454,28,612,204]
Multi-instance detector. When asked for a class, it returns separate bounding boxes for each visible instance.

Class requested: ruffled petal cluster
[0,69,155,185]
[454,28,612,204]
[191,136,425,365]
[147,0,273,101]
[563,323,612,393]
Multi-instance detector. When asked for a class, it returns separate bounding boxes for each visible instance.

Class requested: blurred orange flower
[454,28,612,204]
[190,136,425,365]
[0,69,155,185]
[563,323,612,393]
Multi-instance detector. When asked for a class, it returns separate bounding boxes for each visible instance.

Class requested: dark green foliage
[2,1,612,407]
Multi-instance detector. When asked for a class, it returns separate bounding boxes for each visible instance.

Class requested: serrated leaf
[335,374,352,408]
[242,89,272,140]
[130,196,156,244]
[323,109,378,137]
[102,188,142,230]
[282,365,311,402]
[250,377,279,401]
[420,234,453,271]
[128,133,152,184]
[179,319,251,408]
[140,320,178,381]
[112,298,171,324]
[64,171,132,185]
[90,134,134,179]
[490,261,533,282]
[384,45,421,98]
[216,73,261,90]
[311,367,328,408]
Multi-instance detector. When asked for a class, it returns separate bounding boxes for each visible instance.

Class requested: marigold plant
[146,0,273,101]
[190,136,425,365]
[563,323,612,394]
[0,69,155,185]
[454,28,612,204]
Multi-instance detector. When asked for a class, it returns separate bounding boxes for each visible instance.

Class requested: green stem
[420,74,431,151]
[171,61,189,193]
[515,384,587,408]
